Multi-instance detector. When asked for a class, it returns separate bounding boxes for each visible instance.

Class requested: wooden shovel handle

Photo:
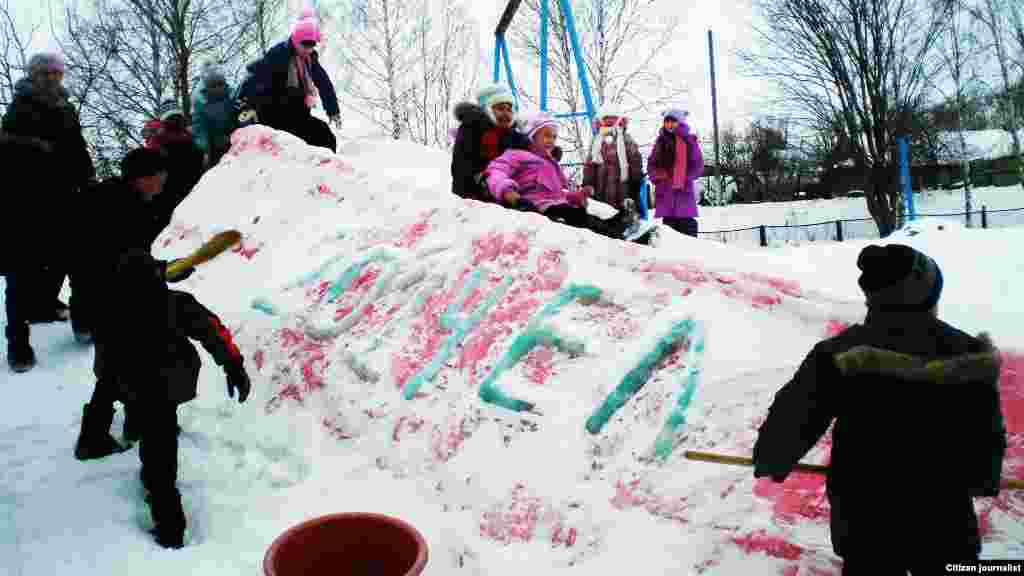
[166,230,242,279]
[684,450,1024,490]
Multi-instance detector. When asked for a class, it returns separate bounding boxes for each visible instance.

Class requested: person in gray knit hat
[753,243,1006,574]
[191,62,237,167]
[2,51,95,371]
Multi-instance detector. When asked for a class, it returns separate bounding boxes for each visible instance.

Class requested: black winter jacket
[1,78,94,270]
[2,78,94,192]
[450,102,530,201]
[753,310,1006,561]
[78,179,242,404]
[238,40,339,120]
[76,175,243,403]
[101,252,242,405]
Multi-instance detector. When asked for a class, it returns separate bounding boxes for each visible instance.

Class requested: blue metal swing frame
[493,0,598,130]
[492,0,650,219]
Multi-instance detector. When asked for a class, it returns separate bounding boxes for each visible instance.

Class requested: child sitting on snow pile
[484,111,634,241]
[582,105,646,237]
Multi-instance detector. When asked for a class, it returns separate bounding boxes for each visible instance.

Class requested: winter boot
[122,404,141,443]
[5,323,36,373]
[146,487,186,549]
[74,403,130,460]
[54,299,71,321]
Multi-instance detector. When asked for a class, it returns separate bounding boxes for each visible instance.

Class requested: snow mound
[8,126,1019,576]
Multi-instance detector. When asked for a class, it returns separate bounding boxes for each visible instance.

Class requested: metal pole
[500,37,520,109]
[540,0,549,111]
[709,30,724,203]
[898,136,914,222]
[493,35,502,84]
[557,0,597,132]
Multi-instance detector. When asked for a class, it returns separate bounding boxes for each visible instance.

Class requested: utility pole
[709,30,723,202]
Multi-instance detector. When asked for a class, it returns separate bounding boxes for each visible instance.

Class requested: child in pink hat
[485,111,633,239]
[236,6,341,152]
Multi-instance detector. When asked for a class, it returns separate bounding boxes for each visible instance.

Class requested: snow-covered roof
[935,129,1024,163]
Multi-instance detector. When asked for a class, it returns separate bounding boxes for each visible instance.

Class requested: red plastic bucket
[263,512,428,576]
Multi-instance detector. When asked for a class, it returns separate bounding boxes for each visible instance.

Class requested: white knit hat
[517,111,559,141]
[477,83,516,124]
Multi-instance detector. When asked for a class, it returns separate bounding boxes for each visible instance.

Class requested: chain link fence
[698,206,1024,248]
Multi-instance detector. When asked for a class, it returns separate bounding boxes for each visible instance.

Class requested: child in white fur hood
[582,106,644,215]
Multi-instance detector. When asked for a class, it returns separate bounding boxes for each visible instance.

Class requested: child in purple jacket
[485,111,604,233]
[647,108,704,237]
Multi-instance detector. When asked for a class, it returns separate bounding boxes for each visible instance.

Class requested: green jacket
[191,84,237,155]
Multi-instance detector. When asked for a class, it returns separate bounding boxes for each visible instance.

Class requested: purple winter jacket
[646,122,704,219]
[484,145,578,213]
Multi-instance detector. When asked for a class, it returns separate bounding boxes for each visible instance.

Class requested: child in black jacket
[73,149,251,549]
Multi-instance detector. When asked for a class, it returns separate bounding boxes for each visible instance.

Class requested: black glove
[162,259,196,283]
[754,468,788,483]
[225,362,251,403]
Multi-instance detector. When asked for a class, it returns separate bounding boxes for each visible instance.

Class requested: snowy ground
[698,183,1024,248]
[2,127,1022,575]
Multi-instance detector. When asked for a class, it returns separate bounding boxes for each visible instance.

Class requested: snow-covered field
[3,128,1022,575]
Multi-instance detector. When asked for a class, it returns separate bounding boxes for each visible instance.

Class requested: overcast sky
[12,0,767,141]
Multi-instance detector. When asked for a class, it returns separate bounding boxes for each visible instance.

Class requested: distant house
[918,129,1023,189]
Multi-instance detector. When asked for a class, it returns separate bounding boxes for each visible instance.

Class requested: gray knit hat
[857,244,944,311]
[201,62,226,85]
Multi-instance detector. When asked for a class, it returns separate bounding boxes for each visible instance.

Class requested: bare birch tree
[507,0,686,162]
[742,0,953,236]
[934,0,983,221]
[327,0,414,139]
[402,2,479,147]
[55,0,279,174]
[970,0,1024,191]
[0,0,37,110]
[327,0,478,145]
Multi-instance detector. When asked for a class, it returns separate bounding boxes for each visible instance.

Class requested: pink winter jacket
[484,146,580,213]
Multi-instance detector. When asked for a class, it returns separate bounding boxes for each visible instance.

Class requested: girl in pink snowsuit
[484,111,602,233]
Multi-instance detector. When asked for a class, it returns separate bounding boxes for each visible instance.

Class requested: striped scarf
[289,48,318,108]
[588,125,629,183]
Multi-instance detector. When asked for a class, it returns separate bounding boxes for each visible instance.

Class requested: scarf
[588,125,629,183]
[289,46,318,109]
[652,127,676,172]
[672,134,688,190]
[480,126,507,163]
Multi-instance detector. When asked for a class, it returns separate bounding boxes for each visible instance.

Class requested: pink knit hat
[290,7,321,45]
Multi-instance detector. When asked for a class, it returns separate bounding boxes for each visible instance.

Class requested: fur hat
[596,105,623,121]
[476,84,516,124]
[664,108,689,122]
[857,244,944,311]
[157,99,184,121]
[121,148,167,181]
[517,111,558,141]
[27,52,65,76]
[291,7,322,45]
